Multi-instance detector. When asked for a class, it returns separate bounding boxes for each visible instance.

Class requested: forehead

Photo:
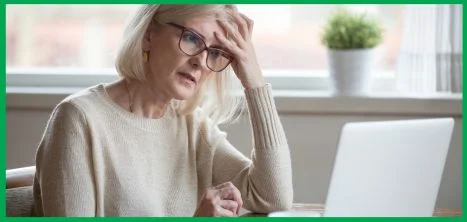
[180,16,226,43]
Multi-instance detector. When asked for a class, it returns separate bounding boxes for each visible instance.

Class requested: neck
[126,80,171,119]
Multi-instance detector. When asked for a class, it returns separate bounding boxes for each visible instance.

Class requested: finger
[226,10,249,40]
[214,205,235,217]
[216,183,243,215]
[214,31,242,58]
[230,185,243,215]
[219,199,239,215]
[216,20,245,49]
[214,182,240,203]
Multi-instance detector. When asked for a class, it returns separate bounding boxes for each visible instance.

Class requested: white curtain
[396,4,462,94]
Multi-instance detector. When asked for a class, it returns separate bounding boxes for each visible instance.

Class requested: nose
[189,49,209,71]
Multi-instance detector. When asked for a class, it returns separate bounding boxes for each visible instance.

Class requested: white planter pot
[328,48,376,96]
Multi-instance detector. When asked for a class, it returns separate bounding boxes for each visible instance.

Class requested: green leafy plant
[321,8,383,49]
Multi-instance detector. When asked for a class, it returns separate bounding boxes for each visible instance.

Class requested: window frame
[6,68,397,93]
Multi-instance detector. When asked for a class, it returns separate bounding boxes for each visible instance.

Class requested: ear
[142,28,152,51]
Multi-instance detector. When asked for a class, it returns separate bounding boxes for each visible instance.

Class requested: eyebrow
[168,23,230,53]
[187,28,225,50]
[184,26,207,41]
[185,27,229,51]
[167,23,206,40]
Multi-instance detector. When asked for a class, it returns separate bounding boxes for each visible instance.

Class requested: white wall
[6,94,462,209]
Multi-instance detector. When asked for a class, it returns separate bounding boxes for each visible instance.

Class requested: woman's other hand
[193,182,243,217]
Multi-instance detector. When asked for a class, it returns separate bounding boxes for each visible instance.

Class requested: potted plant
[321,8,383,96]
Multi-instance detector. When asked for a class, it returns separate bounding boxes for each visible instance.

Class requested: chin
[172,85,198,101]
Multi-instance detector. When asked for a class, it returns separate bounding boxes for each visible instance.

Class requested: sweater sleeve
[209,84,294,213]
[34,101,96,216]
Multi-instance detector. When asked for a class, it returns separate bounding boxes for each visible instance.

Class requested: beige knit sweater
[33,83,293,216]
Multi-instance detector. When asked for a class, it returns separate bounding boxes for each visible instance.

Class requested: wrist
[242,77,266,89]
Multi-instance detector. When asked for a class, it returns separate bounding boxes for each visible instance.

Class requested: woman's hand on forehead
[214,10,266,89]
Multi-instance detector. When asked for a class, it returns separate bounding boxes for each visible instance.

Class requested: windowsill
[272,90,461,116]
[6,86,462,116]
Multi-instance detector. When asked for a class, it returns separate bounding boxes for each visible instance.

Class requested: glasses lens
[207,49,231,72]
[178,29,231,72]
[179,30,204,55]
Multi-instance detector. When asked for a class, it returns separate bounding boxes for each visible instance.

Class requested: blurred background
[6,4,403,72]
[5,4,462,211]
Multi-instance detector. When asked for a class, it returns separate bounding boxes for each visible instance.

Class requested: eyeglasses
[167,23,233,72]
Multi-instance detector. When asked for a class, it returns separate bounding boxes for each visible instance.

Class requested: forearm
[244,84,287,150]
[241,84,293,212]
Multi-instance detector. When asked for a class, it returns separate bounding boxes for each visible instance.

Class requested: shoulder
[62,84,104,107]
[50,84,105,122]
[55,84,106,114]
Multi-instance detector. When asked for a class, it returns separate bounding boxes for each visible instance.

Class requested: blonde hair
[115,4,245,125]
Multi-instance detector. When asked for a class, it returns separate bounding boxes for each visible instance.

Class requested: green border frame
[2,0,464,221]
[2,0,466,4]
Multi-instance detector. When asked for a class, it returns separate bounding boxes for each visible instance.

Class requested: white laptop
[269,118,454,217]
[324,118,454,217]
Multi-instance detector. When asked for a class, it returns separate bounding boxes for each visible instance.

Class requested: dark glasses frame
[167,23,233,72]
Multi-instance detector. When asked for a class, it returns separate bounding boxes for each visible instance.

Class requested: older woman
[33,4,293,217]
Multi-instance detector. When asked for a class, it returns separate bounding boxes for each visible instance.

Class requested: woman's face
[143,15,227,101]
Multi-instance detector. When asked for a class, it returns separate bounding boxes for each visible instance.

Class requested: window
[7,4,139,69]
[6,4,405,91]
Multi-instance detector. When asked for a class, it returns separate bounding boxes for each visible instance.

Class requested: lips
[178,72,197,84]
